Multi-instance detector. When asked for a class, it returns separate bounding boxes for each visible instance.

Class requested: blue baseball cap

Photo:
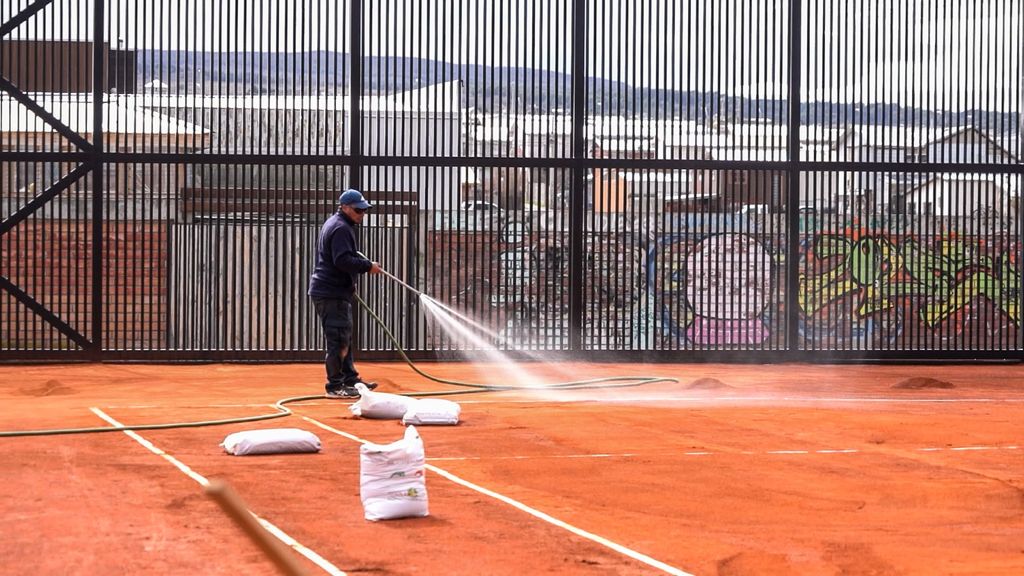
[338,188,372,210]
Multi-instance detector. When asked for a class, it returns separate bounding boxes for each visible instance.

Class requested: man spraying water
[308,188,384,398]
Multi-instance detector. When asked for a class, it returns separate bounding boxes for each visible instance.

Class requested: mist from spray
[421,296,598,393]
[419,295,497,340]
[418,294,550,389]
[412,290,901,408]
[415,294,683,402]
[375,262,685,401]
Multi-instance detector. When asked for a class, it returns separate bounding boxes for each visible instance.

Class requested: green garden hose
[0,395,321,438]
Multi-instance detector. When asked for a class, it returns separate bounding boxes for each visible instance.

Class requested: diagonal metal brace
[0,75,94,151]
[0,0,55,37]
[0,275,91,349]
[0,162,92,236]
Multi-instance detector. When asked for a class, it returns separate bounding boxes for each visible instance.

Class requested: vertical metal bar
[569,0,586,352]
[91,0,105,355]
[1015,1,1024,359]
[348,0,362,190]
[244,0,252,157]
[330,0,338,157]
[785,0,801,354]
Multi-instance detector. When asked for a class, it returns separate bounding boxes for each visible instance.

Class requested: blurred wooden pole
[205,479,307,576]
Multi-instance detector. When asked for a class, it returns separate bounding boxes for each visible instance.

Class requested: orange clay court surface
[1,361,1022,575]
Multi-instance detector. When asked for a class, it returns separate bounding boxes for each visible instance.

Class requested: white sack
[401,398,461,426]
[349,383,416,419]
[359,425,429,521]
[222,428,321,456]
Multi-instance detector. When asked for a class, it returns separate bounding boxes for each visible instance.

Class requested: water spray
[361,252,490,332]
[355,251,679,395]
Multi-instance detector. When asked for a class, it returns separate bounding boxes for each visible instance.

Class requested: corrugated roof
[520,114,573,136]
[618,171,697,184]
[908,172,1018,194]
[847,125,991,149]
[594,137,656,152]
[1,93,208,135]
[126,80,462,115]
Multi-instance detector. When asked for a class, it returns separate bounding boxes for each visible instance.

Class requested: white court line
[90,408,346,576]
[300,416,694,576]
[425,464,694,576]
[102,402,333,409]
[427,451,714,462]
[426,444,1021,462]
[456,396,1024,404]
[101,396,1024,410]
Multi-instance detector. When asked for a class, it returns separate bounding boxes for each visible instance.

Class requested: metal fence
[1,0,1021,362]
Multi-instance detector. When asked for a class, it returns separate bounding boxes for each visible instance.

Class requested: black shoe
[347,380,378,391]
[325,386,360,399]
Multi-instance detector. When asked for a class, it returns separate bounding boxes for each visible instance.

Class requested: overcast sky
[3,0,1021,112]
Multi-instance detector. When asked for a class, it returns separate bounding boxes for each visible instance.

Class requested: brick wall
[1,221,168,350]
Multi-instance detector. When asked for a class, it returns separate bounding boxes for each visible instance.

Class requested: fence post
[348,0,363,191]
[786,0,803,356]
[570,0,588,353]
[91,0,105,358]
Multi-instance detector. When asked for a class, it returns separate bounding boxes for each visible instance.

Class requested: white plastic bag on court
[359,425,429,521]
[349,383,416,419]
[401,398,461,426]
[221,428,321,456]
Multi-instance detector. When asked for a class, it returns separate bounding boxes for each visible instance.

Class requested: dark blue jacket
[308,212,372,299]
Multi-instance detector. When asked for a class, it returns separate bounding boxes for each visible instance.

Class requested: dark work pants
[311,296,360,390]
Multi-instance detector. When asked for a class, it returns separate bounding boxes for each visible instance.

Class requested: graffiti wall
[799,233,1021,350]
[425,209,1021,352]
[647,232,786,350]
[427,211,790,351]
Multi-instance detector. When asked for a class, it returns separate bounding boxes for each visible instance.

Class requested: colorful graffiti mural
[799,234,1021,349]
[683,234,774,346]
[647,233,784,348]
[428,216,1020,352]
